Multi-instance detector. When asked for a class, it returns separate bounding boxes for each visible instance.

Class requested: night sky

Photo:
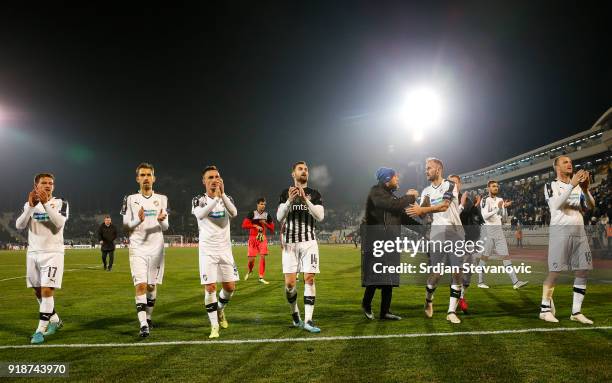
[0,2,610,213]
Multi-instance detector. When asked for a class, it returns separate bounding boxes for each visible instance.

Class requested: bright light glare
[400,86,443,141]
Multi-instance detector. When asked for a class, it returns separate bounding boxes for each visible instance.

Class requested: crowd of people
[1,163,611,251]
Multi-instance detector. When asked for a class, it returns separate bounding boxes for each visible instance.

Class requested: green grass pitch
[0,245,610,382]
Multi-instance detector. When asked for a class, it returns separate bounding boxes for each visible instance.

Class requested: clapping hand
[157,209,167,222]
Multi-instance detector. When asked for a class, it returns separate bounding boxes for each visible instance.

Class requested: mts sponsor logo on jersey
[33,212,50,222]
[291,204,308,211]
[208,211,226,218]
[144,209,158,217]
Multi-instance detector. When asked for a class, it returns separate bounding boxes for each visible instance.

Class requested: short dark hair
[257,197,266,204]
[136,162,154,175]
[487,180,498,187]
[292,161,307,171]
[104,215,111,219]
[202,165,219,177]
[34,173,55,184]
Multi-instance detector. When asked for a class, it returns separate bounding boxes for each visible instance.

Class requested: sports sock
[449,285,461,313]
[218,289,234,310]
[37,296,54,333]
[304,283,316,323]
[204,291,219,326]
[259,256,266,278]
[286,286,300,323]
[146,288,157,320]
[572,284,586,315]
[478,260,486,284]
[541,285,554,313]
[503,259,519,284]
[135,294,147,327]
[425,284,436,302]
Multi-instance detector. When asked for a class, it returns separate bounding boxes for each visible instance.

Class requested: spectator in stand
[515,225,523,248]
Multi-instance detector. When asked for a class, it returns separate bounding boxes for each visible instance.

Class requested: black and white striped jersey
[278,187,323,243]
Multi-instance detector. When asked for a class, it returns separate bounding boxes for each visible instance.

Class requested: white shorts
[199,251,239,284]
[481,231,509,259]
[26,252,64,288]
[129,249,165,286]
[548,232,593,272]
[282,240,320,274]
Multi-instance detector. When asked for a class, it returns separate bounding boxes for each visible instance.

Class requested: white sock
[425,284,436,302]
[449,285,461,313]
[478,260,486,284]
[205,291,218,326]
[304,283,316,323]
[572,285,586,314]
[37,296,54,333]
[503,260,519,284]
[286,286,299,314]
[146,289,157,320]
[135,294,147,327]
[218,289,234,310]
[541,286,554,312]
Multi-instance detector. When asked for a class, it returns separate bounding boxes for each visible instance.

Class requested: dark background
[0,2,610,214]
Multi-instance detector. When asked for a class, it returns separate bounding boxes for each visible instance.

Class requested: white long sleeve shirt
[192,193,237,254]
[121,192,169,254]
[15,197,69,254]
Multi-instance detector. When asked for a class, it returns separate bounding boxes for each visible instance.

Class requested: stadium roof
[460,107,612,188]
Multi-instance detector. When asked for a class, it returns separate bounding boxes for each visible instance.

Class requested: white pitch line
[1,326,610,350]
[0,266,101,282]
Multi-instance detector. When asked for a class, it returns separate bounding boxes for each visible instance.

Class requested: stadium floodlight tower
[401,86,443,142]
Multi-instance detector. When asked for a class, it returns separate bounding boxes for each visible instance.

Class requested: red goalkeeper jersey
[242,210,275,238]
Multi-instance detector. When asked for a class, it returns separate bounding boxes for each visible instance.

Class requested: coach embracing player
[361,167,419,321]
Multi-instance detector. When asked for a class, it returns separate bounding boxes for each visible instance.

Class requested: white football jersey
[421,179,462,226]
[544,180,586,226]
[481,196,506,226]
[121,192,168,253]
[17,197,69,253]
[192,194,235,254]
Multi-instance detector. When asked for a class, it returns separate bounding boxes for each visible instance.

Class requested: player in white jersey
[540,156,594,324]
[277,161,324,333]
[120,163,169,338]
[407,158,464,324]
[192,165,238,339]
[477,180,528,289]
[16,173,68,344]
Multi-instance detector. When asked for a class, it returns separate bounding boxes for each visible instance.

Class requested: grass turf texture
[0,245,610,382]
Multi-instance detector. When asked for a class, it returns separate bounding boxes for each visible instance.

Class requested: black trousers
[362,285,393,317]
[102,250,114,269]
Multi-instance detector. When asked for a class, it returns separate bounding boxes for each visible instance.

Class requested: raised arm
[15,203,34,230]
[222,194,237,218]
[44,200,69,230]
[192,196,220,220]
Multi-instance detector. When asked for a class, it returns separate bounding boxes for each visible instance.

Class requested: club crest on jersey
[154,200,160,206]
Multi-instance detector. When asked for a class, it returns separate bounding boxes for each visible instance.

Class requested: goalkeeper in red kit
[242,198,275,284]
